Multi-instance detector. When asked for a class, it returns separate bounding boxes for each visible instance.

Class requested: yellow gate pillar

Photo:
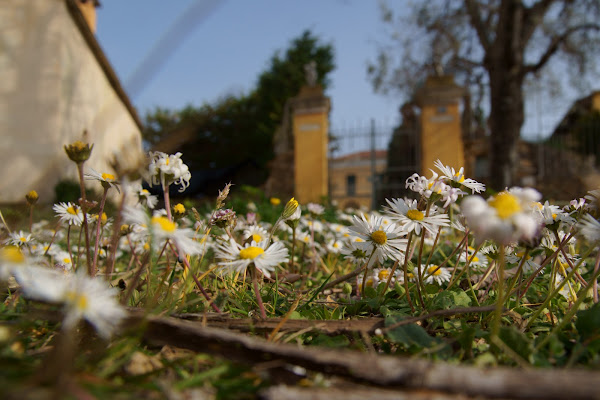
[416,75,465,174]
[291,85,330,204]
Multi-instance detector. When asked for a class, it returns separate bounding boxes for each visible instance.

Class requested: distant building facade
[329,150,387,209]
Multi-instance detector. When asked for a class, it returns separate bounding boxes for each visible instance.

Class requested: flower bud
[25,190,38,205]
[282,197,299,220]
[64,140,93,163]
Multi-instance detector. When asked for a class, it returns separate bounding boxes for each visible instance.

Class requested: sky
[94,0,593,149]
[95,0,401,137]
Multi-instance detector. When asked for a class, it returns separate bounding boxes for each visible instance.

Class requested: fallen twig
[124,311,600,400]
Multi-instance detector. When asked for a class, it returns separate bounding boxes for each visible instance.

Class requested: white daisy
[326,239,344,254]
[461,188,542,244]
[148,151,191,193]
[53,202,84,226]
[307,203,325,215]
[243,225,269,244]
[138,188,158,209]
[340,239,369,264]
[122,205,204,255]
[347,214,407,266]
[579,213,600,243]
[216,240,288,278]
[0,246,30,280]
[15,267,126,339]
[84,168,120,192]
[384,198,450,235]
[6,231,34,248]
[434,159,485,194]
[423,264,451,285]
[53,250,74,271]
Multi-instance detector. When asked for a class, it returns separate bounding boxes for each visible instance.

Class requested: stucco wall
[0,0,144,203]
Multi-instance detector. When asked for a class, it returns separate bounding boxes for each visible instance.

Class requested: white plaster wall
[0,0,144,203]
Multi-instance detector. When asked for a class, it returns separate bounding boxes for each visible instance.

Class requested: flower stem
[491,245,505,338]
[76,163,92,276]
[91,186,109,276]
[252,266,267,319]
[169,242,221,313]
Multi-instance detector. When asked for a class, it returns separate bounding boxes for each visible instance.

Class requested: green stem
[252,266,267,319]
[91,186,109,276]
[491,245,505,338]
[76,163,92,276]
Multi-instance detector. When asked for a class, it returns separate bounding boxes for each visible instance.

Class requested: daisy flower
[460,188,542,244]
[0,246,29,280]
[326,239,344,254]
[340,239,369,265]
[84,168,120,192]
[122,206,204,255]
[384,198,450,235]
[138,188,158,209]
[579,213,600,243]
[347,214,407,266]
[53,202,84,226]
[53,250,74,271]
[6,231,34,248]
[148,151,192,193]
[307,203,325,215]
[216,240,288,278]
[423,264,451,285]
[15,267,126,339]
[434,159,485,194]
[243,225,269,244]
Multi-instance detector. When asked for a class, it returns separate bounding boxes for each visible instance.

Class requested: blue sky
[95,0,402,135]
[95,0,590,144]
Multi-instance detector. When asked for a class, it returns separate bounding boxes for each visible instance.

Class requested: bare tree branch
[464,0,492,53]
[522,0,556,43]
[523,23,600,74]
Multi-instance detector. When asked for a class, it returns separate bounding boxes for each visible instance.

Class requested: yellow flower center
[489,192,521,219]
[71,141,86,151]
[66,291,88,311]
[472,256,479,262]
[428,265,442,276]
[378,269,390,280]
[165,157,170,165]
[151,216,176,233]
[101,173,115,181]
[371,230,387,245]
[406,210,424,221]
[454,173,465,183]
[251,233,262,243]
[240,246,264,260]
[0,246,24,263]
[141,189,149,195]
[19,237,27,243]
[270,197,281,206]
[67,206,78,215]
[63,257,71,264]
[143,242,150,250]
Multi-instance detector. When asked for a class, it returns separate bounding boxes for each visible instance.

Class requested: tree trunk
[487,0,526,191]
[488,69,525,191]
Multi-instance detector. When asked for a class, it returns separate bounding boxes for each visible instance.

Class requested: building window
[346,174,356,196]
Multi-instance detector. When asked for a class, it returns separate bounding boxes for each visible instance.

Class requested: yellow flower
[270,197,281,206]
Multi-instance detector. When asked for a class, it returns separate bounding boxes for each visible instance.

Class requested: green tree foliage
[142,30,335,185]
